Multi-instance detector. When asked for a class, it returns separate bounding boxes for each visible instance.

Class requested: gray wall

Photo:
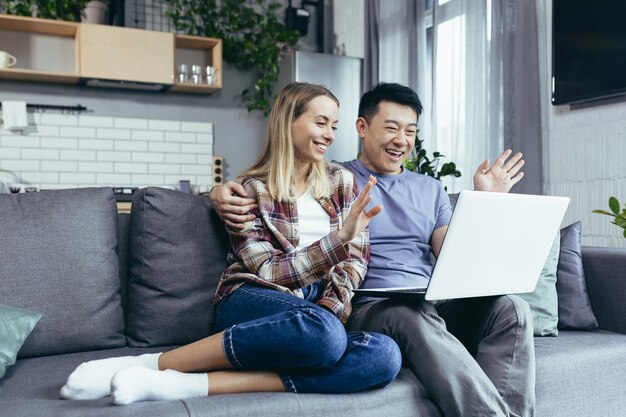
[0,61,265,180]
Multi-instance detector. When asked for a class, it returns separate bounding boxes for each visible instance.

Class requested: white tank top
[296,189,331,248]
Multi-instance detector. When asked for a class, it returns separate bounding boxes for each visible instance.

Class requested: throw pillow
[556,221,599,330]
[0,303,42,379]
[125,187,230,347]
[0,187,125,357]
[517,234,560,336]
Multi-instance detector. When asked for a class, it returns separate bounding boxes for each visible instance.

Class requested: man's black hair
[358,83,423,123]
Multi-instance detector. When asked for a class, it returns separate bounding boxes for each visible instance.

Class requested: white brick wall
[0,114,214,192]
[544,104,626,248]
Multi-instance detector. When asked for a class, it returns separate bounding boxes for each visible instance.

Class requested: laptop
[352,190,570,301]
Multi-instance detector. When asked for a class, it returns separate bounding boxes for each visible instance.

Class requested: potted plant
[81,0,109,24]
[403,131,461,186]
[593,196,626,238]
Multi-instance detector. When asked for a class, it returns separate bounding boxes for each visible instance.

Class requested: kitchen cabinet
[79,23,174,85]
[0,14,222,93]
[0,15,79,84]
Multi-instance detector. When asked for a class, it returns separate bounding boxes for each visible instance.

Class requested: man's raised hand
[473,149,524,193]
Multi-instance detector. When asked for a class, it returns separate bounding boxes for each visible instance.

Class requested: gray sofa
[1,186,625,417]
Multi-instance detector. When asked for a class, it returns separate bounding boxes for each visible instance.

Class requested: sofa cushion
[582,246,626,334]
[535,330,626,417]
[183,368,440,417]
[557,222,599,330]
[0,304,42,379]
[126,187,230,347]
[0,346,188,417]
[0,352,436,417]
[0,188,125,357]
[517,234,560,336]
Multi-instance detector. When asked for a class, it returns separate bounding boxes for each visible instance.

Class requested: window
[421,0,497,191]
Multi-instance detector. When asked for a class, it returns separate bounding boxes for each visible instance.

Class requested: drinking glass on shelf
[178,63,189,83]
[205,66,218,85]
[191,65,202,84]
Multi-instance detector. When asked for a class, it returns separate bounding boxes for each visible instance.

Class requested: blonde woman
[60,82,401,404]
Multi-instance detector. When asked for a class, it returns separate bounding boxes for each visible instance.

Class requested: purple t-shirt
[342,159,452,290]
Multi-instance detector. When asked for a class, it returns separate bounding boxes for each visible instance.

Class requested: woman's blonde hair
[241,82,339,202]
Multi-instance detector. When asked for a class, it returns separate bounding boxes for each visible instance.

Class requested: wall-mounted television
[552,0,626,105]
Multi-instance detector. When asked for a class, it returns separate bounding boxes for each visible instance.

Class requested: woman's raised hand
[337,175,383,244]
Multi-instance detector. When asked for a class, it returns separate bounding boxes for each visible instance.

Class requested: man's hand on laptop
[209,181,257,230]
[473,149,525,193]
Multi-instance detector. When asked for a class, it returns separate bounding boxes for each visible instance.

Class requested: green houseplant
[403,131,461,185]
[593,196,626,239]
[2,0,90,22]
[163,0,299,114]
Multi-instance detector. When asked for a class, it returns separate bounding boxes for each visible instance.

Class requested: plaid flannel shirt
[214,162,369,323]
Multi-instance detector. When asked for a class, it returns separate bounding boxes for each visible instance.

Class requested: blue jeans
[213,284,402,394]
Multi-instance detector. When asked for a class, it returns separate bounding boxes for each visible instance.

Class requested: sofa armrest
[581,246,626,334]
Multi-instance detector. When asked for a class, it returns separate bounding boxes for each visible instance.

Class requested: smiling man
[210,83,532,417]
[342,84,451,294]
[343,83,533,417]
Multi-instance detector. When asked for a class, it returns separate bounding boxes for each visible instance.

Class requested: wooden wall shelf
[0,14,222,94]
[0,67,79,83]
[0,14,77,36]
[171,34,223,92]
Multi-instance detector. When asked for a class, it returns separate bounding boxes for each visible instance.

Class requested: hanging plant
[164,0,299,115]
[2,0,90,22]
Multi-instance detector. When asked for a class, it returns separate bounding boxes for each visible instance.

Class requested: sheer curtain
[364,0,543,194]
[364,0,427,131]
[430,0,501,192]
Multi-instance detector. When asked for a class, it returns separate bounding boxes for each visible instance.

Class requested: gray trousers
[347,295,535,417]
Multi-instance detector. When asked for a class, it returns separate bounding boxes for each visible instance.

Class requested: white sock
[111,366,209,405]
[60,353,161,400]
